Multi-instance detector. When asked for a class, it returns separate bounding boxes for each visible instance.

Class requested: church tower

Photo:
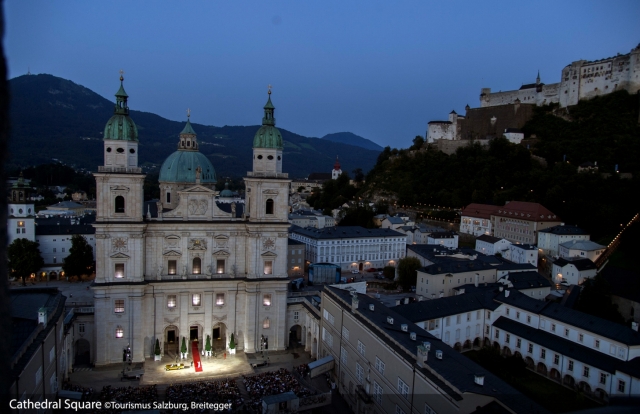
[93,73,146,284]
[7,172,35,245]
[331,156,342,179]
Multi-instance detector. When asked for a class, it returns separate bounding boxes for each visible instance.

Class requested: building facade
[91,78,291,366]
[7,174,36,245]
[538,224,590,257]
[491,201,561,244]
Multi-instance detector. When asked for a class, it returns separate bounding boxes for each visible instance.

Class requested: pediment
[212,249,230,257]
[180,185,215,194]
[110,252,130,259]
[163,250,183,257]
[261,251,277,258]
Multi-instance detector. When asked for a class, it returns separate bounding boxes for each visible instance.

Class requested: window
[216,293,225,306]
[192,257,201,274]
[425,403,437,414]
[541,349,546,359]
[506,308,510,316]
[294,311,299,321]
[445,317,450,327]
[397,377,410,399]
[62,248,65,252]
[551,324,556,332]
[528,343,533,353]
[505,334,510,343]
[516,311,520,319]
[527,315,531,323]
[565,328,570,337]
[263,318,270,329]
[445,331,450,342]
[356,363,364,383]
[342,326,349,340]
[373,381,382,404]
[600,373,607,384]
[595,339,600,349]
[568,360,574,371]
[53,248,56,253]
[263,294,272,306]
[168,260,177,275]
[115,263,124,279]
[341,346,347,364]
[166,192,171,203]
[357,340,366,356]
[49,347,55,363]
[265,199,274,215]
[466,312,471,321]
[554,354,559,365]
[323,309,334,325]
[516,338,521,348]
[264,260,273,275]
[115,196,125,213]
[456,315,461,324]
[396,405,406,414]
[114,299,124,313]
[78,323,85,334]
[116,326,124,338]
[495,329,500,339]
[583,366,589,378]
[216,259,225,274]
[35,366,42,386]
[167,295,176,308]
[322,327,333,346]
[579,333,584,342]
[618,380,626,393]
[192,293,201,306]
[487,311,491,319]
[375,357,385,375]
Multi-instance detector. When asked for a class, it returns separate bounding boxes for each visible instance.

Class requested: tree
[382,266,395,280]
[181,337,187,354]
[352,168,364,184]
[410,135,425,151]
[63,235,94,278]
[575,275,625,325]
[205,335,212,352]
[397,257,422,290]
[8,239,44,285]
[229,333,236,350]
[155,339,161,356]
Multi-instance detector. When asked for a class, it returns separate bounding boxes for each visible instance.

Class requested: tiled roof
[553,258,596,271]
[476,234,503,244]
[385,217,405,224]
[421,259,497,275]
[509,243,537,250]
[460,203,498,220]
[35,215,96,236]
[492,201,559,221]
[290,226,405,240]
[428,231,457,239]
[558,240,605,251]
[392,290,500,322]
[499,271,552,290]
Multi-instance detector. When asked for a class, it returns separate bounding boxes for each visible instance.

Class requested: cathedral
[92,76,291,366]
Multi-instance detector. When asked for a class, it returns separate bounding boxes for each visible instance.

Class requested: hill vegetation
[362,91,640,241]
[7,74,379,178]
[321,132,383,151]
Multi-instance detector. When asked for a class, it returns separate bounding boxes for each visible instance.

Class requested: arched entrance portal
[289,325,302,348]
[75,339,90,366]
[164,325,179,356]
[49,271,58,281]
[212,323,227,351]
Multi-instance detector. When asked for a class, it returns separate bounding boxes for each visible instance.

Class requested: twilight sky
[4,0,640,149]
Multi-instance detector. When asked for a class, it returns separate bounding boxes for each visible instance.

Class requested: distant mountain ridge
[321,132,383,151]
[7,74,380,178]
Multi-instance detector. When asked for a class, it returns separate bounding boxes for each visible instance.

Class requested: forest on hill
[362,91,640,241]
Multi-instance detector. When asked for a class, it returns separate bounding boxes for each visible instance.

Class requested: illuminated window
[192,293,201,306]
[115,326,124,338]
[216,259,225,274]
[114,299,124,313]
[115,263,124,279]
[192,257,201,274]
[167,295,176,308]
[263,294,272,306]
[168,260,177,275]
[263,318,270,329]
[264,260,273,275]
[216,293,225,306]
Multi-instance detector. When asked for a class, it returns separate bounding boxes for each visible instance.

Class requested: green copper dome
[253,93,283,149]
[159,151,216,184]
[104,76,138,141]
[159,118,216,184]
[219,181,234,197]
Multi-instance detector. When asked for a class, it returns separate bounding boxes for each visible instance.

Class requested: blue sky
[4,1,640,149]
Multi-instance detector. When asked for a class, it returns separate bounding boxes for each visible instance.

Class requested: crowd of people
[295,363,309,377]
[61,381,93,398]
[164,379,243,412]
[242,368,314,412]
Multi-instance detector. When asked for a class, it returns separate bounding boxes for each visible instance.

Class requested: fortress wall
[459,104,535,141]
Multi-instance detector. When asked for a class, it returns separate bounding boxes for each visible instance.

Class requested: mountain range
[7,74,381,178]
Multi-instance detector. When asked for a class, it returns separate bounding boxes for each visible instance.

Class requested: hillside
[363,92,640,240]
[321,132,383,151]
[7,74,380,178]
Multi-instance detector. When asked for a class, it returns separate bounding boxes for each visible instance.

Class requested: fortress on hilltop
[480,44,640,108]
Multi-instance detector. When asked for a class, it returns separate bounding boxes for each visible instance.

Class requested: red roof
[492,201,559,222]
[333,156,341,170]
[460,203,499,219]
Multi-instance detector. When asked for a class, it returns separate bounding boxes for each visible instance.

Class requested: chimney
[410,332,416,340]
[38,307,47,328]
[474,374,485,386]
[435,350,443,360]
[475,273,479,288]
[417,344,429,368]
[351,295,359,313]
[401,324,408,332]
[395,299,401,306]
[387,316,394,325]
[369,304,375,311]
[505,290,510,297]
[418,296,424,302]
[499,286,503,292]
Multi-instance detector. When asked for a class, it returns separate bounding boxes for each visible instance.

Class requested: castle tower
[7,172,35,245]
[93,74,146,283]
[331,156,342,179]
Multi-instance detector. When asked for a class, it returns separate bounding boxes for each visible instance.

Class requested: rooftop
[553,257,597,271]
[492,201,559,222]
[460,203,498,220]
[539,224,589,236]
[559,239,605,251]
[290,226,405,240]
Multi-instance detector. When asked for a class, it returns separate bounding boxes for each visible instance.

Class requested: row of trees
[8,235,94,284]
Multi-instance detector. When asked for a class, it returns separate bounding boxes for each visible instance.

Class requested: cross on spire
[268,84,272,95]
[119,69,125,81]
[187,108,191,118]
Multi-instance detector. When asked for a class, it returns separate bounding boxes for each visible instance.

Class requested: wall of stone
[459,104,535,141]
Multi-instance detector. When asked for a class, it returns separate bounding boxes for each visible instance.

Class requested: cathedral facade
[92,77,290,366]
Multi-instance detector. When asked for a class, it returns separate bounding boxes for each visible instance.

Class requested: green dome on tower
[253,91,283,149]
[103,75,139,141]
[159,116,217,184]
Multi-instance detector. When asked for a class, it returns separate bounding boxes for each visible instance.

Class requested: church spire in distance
[114,70,129,115]
[262,84,276,126]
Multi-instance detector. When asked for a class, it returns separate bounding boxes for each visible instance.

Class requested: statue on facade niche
[156,265,163,278]
[182,264,187,276]
[206,264,213,276]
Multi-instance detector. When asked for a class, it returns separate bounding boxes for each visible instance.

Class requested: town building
[319,286,546,414]
[491,201,561,244]
[475,235,511,256]
[90,77,291,366]
[331,156,342,180]
[504,243,538,266]
[537,224,591,257]
[460,203,497,236]
[426,231,459,248]
[393,288,640,402]
[289,226,406,273]
[416,260,498,299]
[7,173,36,245]
[479,44,640,108]
[287,239,305,277]
[9,288,67,403]
[551,257,598,286]
[558,239,606,262]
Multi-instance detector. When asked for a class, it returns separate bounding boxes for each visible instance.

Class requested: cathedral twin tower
[91,76,291,366]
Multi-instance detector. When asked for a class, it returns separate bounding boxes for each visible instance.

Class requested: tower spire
[262,85,275,126]
[536,70,541,85]
[114,70,129,115]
